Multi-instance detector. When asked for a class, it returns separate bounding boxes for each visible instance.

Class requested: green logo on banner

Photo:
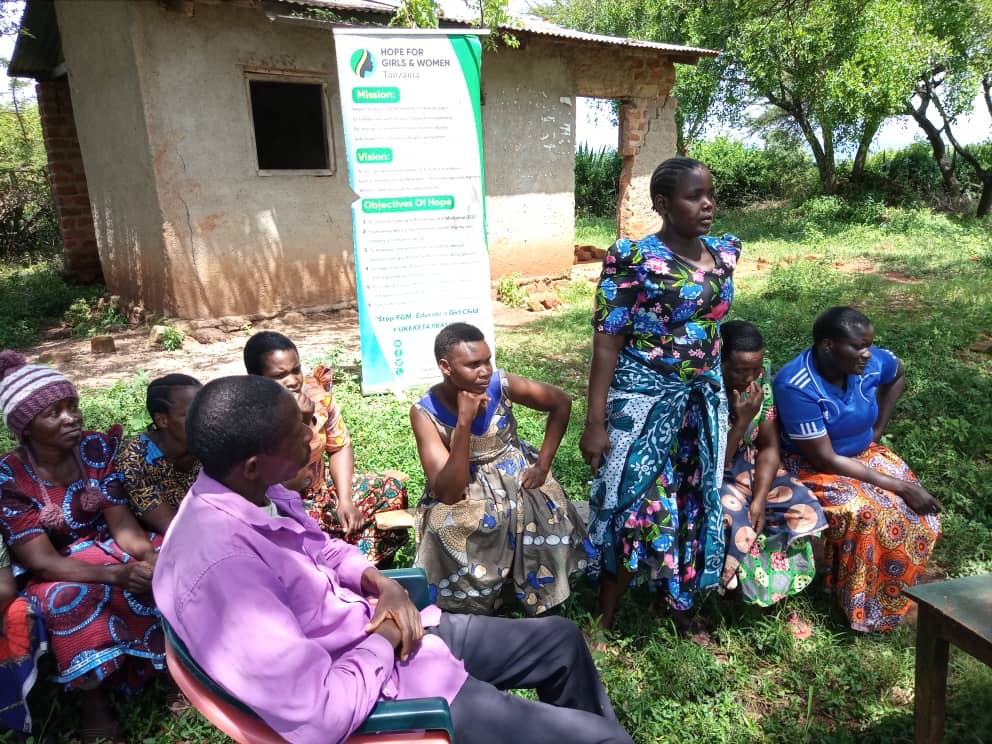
[352,87,400,103]
[362,195,456,213]
[357,148,393,164]
[350,49,377,78]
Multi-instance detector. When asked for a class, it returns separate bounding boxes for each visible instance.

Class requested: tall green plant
[575,144,622,218]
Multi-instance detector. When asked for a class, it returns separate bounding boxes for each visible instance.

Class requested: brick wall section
[561,41,681,240]
[617,97,678,239]
[36,79,103,283]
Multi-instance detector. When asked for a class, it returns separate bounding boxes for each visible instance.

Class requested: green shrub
[161,326,184,351]
[0,168,60,261]
[0,261,78,348]
[691,136,815,207]
[575,144,623,218]
[496,273,528,308]
[64,296,128,337]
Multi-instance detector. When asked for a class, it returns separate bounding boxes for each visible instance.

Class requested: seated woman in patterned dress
[773,306,941,632]
[1,535,47,738]
[116,374,203,533]
[718,321,826,611]
[0,351,164,744]
[411,323,590,615]
[244,332,408,566]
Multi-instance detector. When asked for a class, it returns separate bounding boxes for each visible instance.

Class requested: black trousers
[432,614,633,744]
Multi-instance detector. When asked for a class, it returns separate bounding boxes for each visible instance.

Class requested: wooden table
[904,573,992,744]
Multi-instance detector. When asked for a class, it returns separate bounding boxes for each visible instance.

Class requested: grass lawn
[3,202,992,743]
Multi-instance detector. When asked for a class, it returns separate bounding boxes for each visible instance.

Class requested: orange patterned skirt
[307,473,409,566]
[1,596,47,732]
[783,443,941,632]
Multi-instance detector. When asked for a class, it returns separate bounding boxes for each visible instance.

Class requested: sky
[3,1,988,153]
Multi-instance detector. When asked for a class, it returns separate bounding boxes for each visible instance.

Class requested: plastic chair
[163,567,454,743]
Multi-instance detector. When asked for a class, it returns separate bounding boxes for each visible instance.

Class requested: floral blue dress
[590,233,740,609]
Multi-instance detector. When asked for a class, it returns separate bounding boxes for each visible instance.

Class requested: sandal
[165,687,192,716]
[787,612,812,640]
[79,723,126,744]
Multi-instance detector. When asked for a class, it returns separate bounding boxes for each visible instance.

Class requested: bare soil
[26,296,545,391]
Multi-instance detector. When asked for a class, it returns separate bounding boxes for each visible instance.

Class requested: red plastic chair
[163,568,453,743]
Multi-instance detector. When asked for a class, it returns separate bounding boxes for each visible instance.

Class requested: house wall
[481,41,575,279]
[36,78,102,283]
[56,1,680,318]
[55,0,169,311]
[126,0,357,318]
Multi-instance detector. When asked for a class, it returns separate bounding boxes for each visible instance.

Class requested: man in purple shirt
[153,376,632,744]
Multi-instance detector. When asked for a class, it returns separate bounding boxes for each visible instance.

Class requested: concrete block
[90,335,116,354]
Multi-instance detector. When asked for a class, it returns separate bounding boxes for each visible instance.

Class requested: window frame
[244,69,336,177]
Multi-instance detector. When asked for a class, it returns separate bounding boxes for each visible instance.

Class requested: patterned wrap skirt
[720,446,826,606]
[588,353,728,610]
[783,443,941,632]
[307,473,409,566]
[25,536,164,690]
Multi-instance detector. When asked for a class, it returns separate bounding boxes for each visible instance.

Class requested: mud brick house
[10,0,717,318]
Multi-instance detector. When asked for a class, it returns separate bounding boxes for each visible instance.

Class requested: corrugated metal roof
[277,0,719,60]
[513,15,719,59]
[8,0,63,80]
[278,0,403,15]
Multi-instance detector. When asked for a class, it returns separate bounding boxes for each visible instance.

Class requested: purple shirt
[153,473,468,744]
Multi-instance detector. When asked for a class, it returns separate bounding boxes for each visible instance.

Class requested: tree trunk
[793,110,837,193]
[977,176,991,217]
[851,120,881,185]
[906,97,962,200]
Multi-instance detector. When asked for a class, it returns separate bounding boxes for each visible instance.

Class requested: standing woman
[116,374,203,534]
[580,157,740,632]
[773,307,941,632]
[0,351,163,743]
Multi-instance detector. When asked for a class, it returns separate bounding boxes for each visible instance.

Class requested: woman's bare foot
[78,688,125,744]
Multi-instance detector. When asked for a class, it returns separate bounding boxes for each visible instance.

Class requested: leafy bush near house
[0,260,81,348]
[575,144,623,217]
[690,136,816,207]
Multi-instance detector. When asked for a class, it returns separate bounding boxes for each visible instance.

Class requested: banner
[333,29,494,394]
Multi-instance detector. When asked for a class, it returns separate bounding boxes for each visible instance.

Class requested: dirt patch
[25,295,563,391]
[29,310,363,390]
[881,271,924,284]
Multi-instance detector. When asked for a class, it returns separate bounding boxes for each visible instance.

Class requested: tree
[392,0,519,50]
[539,0,929,193]
[906,0,992,216]
[534,0,726,153]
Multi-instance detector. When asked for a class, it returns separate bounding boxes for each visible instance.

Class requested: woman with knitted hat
[0,350,164,744]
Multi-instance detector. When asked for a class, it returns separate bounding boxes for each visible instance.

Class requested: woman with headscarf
[0,351,164,743]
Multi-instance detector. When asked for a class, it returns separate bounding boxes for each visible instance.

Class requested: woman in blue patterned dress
[412,323,590,615]
[580,157,739,633]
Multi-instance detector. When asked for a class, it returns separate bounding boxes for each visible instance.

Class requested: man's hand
[364,580,423,660]
[337,498,363,537]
